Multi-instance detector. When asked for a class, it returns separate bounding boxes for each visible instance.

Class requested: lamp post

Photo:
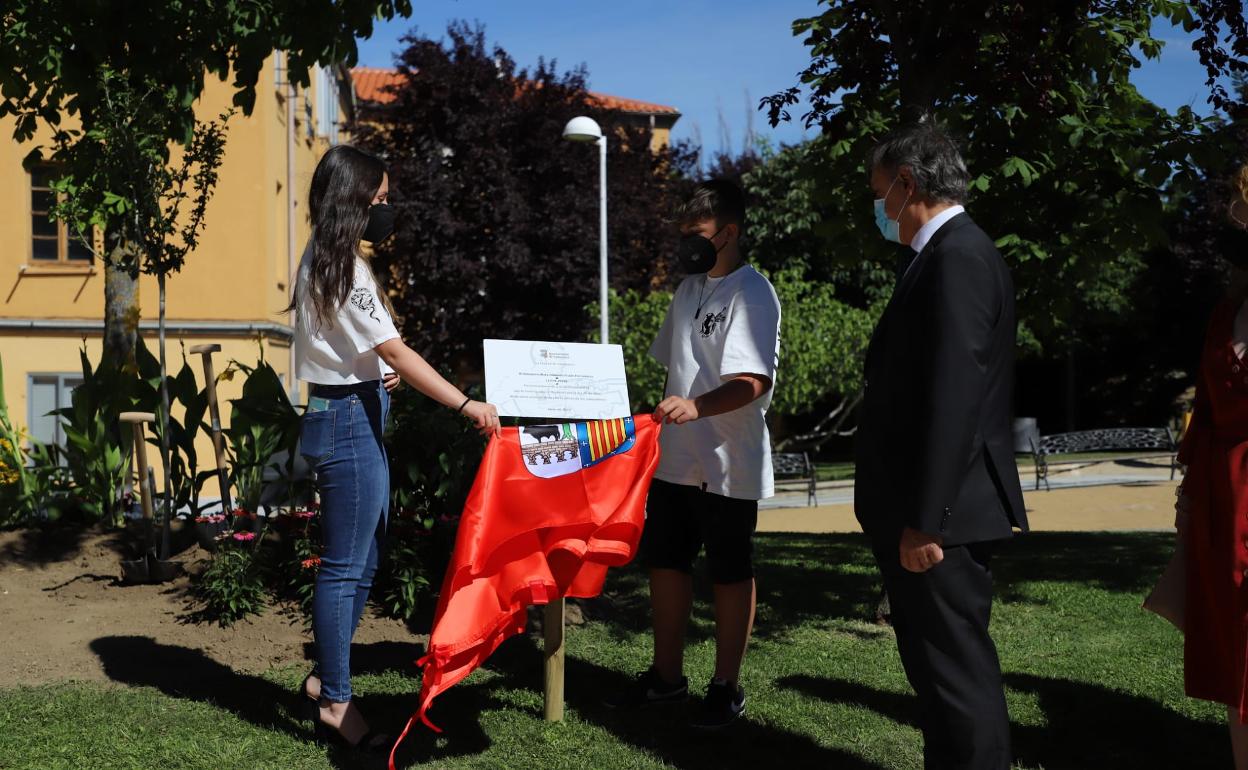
[562,116,608,345]
[545,117,608,723]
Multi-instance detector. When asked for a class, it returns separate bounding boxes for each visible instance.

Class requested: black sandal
[313,717,390,753]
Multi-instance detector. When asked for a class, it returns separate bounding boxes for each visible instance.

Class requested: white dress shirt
[909,205,965,255]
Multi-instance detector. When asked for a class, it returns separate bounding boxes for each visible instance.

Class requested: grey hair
[869,123,970,204]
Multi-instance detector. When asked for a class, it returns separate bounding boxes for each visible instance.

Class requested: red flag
[390,415,659,765]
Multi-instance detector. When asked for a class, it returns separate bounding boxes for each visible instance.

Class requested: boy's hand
[653,396,700,425]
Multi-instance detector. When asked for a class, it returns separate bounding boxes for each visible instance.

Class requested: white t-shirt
[294,242,401,384]
[649,264,781,500]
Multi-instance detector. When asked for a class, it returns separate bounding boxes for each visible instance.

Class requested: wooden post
[119,412,157,524]
[523,415,569,721]
[543,598,565,721]
[189,344,232,512]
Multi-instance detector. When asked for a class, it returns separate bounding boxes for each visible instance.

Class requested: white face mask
[873,175,911,244]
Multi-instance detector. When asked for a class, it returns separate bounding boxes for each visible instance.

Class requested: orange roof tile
[587,92,680,115]
[351,66,407,105]
[350,67,679,116]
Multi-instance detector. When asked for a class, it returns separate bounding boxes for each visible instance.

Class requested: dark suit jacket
[855,212,1028,545]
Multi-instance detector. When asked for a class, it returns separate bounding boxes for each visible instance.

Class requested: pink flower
[301,557,321,569]
[232,531,256,542]
[231,508,256,519]
[195,514,226,524]
[294,509,316,520]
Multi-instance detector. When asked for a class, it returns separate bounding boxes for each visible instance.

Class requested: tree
[765,269,877,447]
[48,71,230,538]
[763,1,1237,428]
[0,0,414,367]
[1187,1,1248,114]
[353,23,697,374]
[742,139,896,305]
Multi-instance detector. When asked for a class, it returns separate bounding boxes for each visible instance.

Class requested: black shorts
[639,478,758,584]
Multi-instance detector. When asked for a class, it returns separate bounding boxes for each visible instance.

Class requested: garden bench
[1029,427,1178,491]
[772,452,818,506]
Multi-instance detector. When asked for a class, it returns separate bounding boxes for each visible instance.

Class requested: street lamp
[562,116,609,345]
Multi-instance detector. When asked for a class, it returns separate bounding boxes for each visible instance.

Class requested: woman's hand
[1175,486,1190,537]
[463,400,501,436]
[383,372,401,393]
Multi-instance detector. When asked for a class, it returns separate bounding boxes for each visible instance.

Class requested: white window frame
[315,66,341,145]
[26,373,84,448]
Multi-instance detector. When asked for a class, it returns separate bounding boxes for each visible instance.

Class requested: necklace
[694,263,746,319]
[695,276,725,319]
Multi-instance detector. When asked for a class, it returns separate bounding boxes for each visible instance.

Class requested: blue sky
[355,2,1223,162]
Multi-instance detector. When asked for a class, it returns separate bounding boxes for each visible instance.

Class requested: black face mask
[1219,223,1248,269]
[676,227,727,273]
[362,202,397,243]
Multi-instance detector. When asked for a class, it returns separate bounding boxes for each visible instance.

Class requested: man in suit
[855,123,1028,769]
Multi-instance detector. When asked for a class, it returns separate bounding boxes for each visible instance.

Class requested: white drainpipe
[284,51,299,400]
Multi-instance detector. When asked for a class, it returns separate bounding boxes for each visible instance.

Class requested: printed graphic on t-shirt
[349,287,380,323]
[699,306,728,338]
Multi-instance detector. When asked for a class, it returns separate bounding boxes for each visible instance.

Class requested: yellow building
[0,54,351,500]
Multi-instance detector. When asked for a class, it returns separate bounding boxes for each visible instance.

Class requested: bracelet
[457,397,471,413]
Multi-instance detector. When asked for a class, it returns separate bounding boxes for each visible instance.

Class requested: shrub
[271,505,320,626]
[192,519,268,626]
[374,508,434,622]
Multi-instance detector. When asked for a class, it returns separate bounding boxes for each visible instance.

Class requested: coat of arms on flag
[519,417,637,478]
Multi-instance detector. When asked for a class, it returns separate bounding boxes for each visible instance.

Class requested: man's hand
[653,396,700,425]
[900,527,944,573]
[383,372,401,393]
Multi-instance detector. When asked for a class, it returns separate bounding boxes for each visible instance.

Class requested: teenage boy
[604,179,781,729]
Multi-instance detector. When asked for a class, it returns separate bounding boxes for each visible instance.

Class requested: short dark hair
[674,179,747,229]
[869,123,970,204]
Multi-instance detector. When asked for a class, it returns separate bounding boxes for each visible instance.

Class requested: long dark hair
[292,145,387,326]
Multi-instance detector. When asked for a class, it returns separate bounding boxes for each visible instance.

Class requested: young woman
[292,144,499,749]
[1177,161,1248,768]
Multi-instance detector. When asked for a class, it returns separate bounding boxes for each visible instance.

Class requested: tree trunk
[101,239,140,527]
[102,241,140,369]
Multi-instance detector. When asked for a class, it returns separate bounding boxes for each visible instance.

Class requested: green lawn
[0,532,1225,769]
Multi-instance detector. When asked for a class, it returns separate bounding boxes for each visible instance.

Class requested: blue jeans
[299,380,390,703]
